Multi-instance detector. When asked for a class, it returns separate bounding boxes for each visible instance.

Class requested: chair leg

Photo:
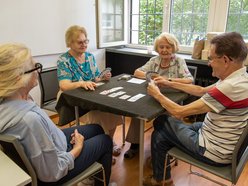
[102,166,106,186]
[92,166,106,186]
[189,165,228,186]
[175,159,178,166]
[122,116,125,146]
[75,106,80,126]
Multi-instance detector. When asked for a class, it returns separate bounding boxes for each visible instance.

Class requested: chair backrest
[38,67,59,110]
[0,134,37,186]
[232,121,248,183]
[187,65,198,82]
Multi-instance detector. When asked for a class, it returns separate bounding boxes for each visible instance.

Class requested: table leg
[139,119,145,186]
[75,106,80,125]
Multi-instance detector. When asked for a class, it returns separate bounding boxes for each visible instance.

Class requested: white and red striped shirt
[199,67,248,163]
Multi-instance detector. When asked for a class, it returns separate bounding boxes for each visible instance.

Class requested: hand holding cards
[146,71,159,83]
[98,67,112,80]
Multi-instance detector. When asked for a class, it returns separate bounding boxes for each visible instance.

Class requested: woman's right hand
[70,129,84,158]
[81,81,96,90]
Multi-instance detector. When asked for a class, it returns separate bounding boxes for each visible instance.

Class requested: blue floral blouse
[57,51,100,82]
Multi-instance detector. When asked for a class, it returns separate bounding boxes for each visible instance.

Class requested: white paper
[100,87,124,95]
[108,91,126,98]
[127,93,146,102]
[119,95,131,100]
[127,78,146,84]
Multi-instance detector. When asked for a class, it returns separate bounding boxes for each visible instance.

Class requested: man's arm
[154,76,215,97]
[147,83,213,120]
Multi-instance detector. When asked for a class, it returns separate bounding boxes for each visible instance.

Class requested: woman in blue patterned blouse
[57,25,122,160]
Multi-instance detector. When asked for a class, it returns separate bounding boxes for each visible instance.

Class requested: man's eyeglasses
[76,39,89,45]
[24,63,43,74]
[208,55,233,62]
[207,55,222,62]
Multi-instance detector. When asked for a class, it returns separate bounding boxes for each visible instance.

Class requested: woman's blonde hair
[0,43,32,98]
[154,32,180,53]
[65,25,88,47]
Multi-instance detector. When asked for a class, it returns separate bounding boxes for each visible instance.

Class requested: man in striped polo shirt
[143,32,248,186]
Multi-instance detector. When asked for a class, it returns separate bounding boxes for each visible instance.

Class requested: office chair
[38,67,59,112]
[187,65,197,83]
[184,65,200,122]
[0,134,106,186]
[163,122,248,186]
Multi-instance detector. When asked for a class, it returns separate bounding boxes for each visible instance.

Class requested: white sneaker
[108,182,117,186]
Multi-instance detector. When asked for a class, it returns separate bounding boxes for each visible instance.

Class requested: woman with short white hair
[124,32,194,159]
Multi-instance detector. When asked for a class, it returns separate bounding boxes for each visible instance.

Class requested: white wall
[0,0,105,114]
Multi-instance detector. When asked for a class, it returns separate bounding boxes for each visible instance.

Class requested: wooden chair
[163,122,248,186]
[0,134,106,186]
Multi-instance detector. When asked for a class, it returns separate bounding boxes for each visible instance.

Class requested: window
[130,0,164,45]
[96,0,128,47]
[226,0,248,40]
[98,0,248,52]
[169,0,210,46]
[130,0,210,50]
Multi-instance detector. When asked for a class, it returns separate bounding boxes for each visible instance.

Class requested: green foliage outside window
[136,0,247,47]
[138,0,164,45]
[226,0,248,40]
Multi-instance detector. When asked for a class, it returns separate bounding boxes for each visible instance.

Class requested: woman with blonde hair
[0,43,113,185]
[57,25,122,161]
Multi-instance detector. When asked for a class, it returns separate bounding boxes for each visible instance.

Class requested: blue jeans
[151,115,225,181]
[39,124,112,186]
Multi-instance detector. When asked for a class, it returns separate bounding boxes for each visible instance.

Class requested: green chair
[0,134,106,186]
[164,122,248,186]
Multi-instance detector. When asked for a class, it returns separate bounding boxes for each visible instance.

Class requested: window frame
[98,0,247,54]
[96,0,129,48]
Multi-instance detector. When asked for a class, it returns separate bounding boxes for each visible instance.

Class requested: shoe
[124,148,139,159]
[108,182,117,186]
[124,143,139,159]
[113,142,121,156]
[143,175,162,186]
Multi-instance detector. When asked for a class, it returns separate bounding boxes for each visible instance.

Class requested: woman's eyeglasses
[24,63,43,74]
[76,39,89,45]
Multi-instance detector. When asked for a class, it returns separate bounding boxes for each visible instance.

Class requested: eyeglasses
[207,55,222,62]
[24,63,43,74]
[76,39,89,45]
[208,55,233,62]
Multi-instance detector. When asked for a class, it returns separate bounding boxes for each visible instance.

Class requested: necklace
[160,62,170,69]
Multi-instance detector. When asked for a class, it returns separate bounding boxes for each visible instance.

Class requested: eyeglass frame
[24,63,43,74]
[75,39,90,45]
[208,55,233,62]
[207,55,222,62]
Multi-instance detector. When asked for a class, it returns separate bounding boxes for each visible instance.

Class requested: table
[0,150,31,186]
[56,74,188,186]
